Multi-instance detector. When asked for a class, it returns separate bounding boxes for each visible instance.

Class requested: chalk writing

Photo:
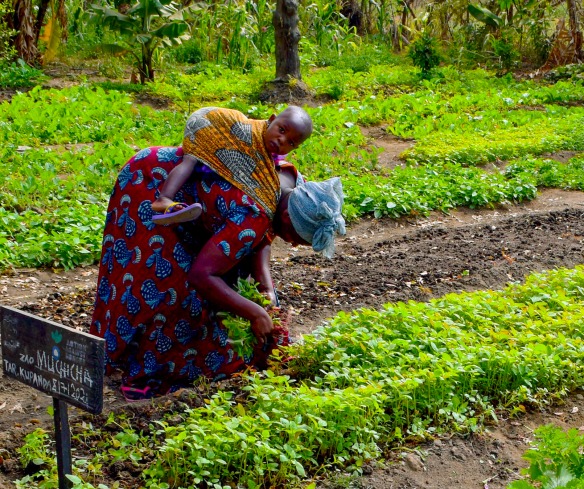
[1,306,104,414]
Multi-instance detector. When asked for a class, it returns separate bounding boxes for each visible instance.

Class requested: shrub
[171,39,204,65]
[0,0,16,63]
[408,31,442,78]
[0,59,45,89]
[491,31,519,72]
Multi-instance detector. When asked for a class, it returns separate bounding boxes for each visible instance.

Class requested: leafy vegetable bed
[15,266,584,488]
[1,67,583,269]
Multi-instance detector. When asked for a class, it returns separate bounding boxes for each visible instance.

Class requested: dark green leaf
[468,4,502,27]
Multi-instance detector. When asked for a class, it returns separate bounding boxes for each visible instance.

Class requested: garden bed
[0,184,583,488]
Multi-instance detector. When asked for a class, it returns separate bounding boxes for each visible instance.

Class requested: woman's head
[274,177,346,258]
[264,106,313,157]
[273,188,309,247]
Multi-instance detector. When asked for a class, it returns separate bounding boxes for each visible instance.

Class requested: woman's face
[273,190,310,247]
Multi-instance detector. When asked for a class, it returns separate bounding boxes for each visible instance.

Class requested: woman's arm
[250,238,277,306]
[152,154,198,213]
[188,240,274,344]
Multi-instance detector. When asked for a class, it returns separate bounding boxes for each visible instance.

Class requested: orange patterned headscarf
[183,107,280,219]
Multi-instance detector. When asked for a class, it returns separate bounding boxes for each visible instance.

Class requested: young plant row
[0,85,183,269]
[340,153,584,220]
[15,265,584,489]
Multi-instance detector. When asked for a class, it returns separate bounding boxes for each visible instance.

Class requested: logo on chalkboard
[51,330,62,359]
[51,330,63,344]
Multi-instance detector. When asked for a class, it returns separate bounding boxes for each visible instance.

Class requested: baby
[151,106,313,224]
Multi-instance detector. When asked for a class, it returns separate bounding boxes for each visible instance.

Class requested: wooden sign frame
[1,305,105,414]
[1,305,105,489]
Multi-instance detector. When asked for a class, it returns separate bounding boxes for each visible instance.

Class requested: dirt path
[0,187,583,488]
[277,187,584,336]
[352,389,584,489]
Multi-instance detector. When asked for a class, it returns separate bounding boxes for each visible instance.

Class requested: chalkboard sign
[1,305,105,414]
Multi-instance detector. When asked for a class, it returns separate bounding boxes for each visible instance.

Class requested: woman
[90,144,345,398]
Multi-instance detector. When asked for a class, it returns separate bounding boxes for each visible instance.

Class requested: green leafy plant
[94,81,146,93]
[544,63,584,82]
[0,59,45,88]
[468,3,503,29]
[491,31,519,72]
[0,84,183,269]
[170,38,203,65]
[90,0,191,83]
[2,66,584,269]
[18,265,584,488]
[508,424,584,488]
[408,31,442,78]
[18,429,53,470]
[218,278,279,359]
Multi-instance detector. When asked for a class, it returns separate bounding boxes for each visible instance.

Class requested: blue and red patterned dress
[90,147,288,395]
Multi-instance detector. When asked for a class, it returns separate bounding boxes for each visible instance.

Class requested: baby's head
[264,106,313,157]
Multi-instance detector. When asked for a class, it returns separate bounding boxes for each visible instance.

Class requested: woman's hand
[250,309,274,345]
[261,290,278,307]
[189,236,277,345]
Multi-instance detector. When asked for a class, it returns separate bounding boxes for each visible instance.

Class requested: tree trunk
[140,44,154,83]
[259,0,311,103]
[34,0,49,43]
[566,0,582,60]
[360,0,371,34]
[57,0,67,41]
[273,0,301,81]
[12,0,38,64]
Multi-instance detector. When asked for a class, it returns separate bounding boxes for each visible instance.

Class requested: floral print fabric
[90,147,287,395]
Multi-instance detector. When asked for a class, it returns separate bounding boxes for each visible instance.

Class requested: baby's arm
[152,154,198,213]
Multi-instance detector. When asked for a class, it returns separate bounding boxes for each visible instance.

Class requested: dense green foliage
[1,65,583,269]
[0,59,45,88]
[58,0,571,75]
[0,84,183,269]
[509,425,584,488]
[408,32,442,78]
[0,0,15,62]
[15,265,584,488]
[89,0,190,83]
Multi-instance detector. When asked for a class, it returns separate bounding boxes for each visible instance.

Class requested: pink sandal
[152,202,202,225]
[120,385,153,402]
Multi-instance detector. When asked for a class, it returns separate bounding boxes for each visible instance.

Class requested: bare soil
[0,128,583,488]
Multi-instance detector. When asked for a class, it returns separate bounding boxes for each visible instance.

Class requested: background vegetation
[2,0,583,81]
[2,1,584,488]
[2,64,583,269]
